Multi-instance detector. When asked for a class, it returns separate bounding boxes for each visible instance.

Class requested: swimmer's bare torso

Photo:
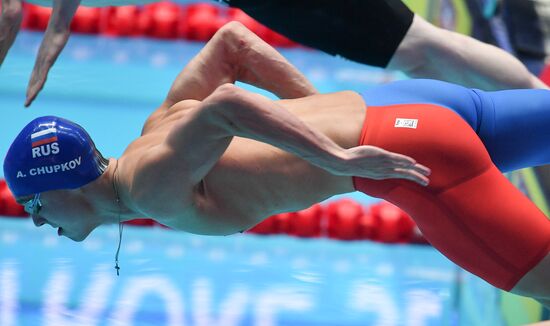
[119,91,364,235]
[110,22,428,236]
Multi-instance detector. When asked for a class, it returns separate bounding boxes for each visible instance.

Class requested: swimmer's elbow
[215,21,252,54]
[204,84,248,116]
[202,83,281,141]
[217,21,248,40]
[211,82,241,98]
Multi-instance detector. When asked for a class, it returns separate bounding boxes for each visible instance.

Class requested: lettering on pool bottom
[0,260,449,325]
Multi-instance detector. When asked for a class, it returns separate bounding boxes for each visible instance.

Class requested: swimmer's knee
[510,253,550,300]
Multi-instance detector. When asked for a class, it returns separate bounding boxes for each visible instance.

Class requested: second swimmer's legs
[388,15,547,89]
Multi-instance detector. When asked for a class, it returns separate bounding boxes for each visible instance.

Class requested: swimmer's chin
[59,228,93,242]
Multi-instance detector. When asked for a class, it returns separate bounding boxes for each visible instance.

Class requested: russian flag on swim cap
[31,127,58,148]
[3,116,106,197]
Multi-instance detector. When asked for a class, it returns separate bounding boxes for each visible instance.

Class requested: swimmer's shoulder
[142,99,201,135]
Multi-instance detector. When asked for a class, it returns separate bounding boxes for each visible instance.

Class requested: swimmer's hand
[25,0,80,107]
[334,145,431,186]
[25,29,70,107]
[0,0,23,68]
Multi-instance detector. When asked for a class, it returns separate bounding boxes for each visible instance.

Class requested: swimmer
[0,0,547,107]
[3,22,550,308]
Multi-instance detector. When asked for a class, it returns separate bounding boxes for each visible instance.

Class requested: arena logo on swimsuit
[30,128,60,159]
[394,118,418,129]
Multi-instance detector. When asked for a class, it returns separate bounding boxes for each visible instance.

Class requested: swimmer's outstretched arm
[0,0,23,68]
[164,21,317,107]
[165,83,430,191]
[24,0,81,107]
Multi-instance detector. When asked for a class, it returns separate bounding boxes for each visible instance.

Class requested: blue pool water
[0,31,503,325]
[1,218,458,326]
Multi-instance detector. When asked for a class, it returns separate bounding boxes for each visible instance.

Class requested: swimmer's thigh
[475,88,550,172]
[390,166,550,291]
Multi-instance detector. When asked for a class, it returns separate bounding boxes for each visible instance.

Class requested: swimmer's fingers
[396,161,431,177]
[387,153,431,176]
[339,145,431,186]
[25,63,47,107]
[414,163,431,177]
[0,0,23,67]
[25,0,80,107]
[384,152,431,185]
[392,167,430,186]
[25,29,69,107]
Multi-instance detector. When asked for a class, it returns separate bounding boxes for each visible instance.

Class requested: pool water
[1,218,458,326]
[0,31,503,325]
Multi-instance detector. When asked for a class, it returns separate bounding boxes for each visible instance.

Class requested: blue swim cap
[3,116,108,198]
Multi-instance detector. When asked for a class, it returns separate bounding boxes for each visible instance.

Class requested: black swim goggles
[23,193,42,218]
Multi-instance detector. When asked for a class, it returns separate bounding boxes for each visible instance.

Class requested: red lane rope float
[20,2,298,47]
[540,63,550,85]
[0,180,26,217]
[249,200,427,244]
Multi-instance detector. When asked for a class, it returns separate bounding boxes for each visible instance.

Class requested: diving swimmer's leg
[511,254,550,309]
[388,14,547,89]
[353,103,550,307]
[473,87,550,172]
